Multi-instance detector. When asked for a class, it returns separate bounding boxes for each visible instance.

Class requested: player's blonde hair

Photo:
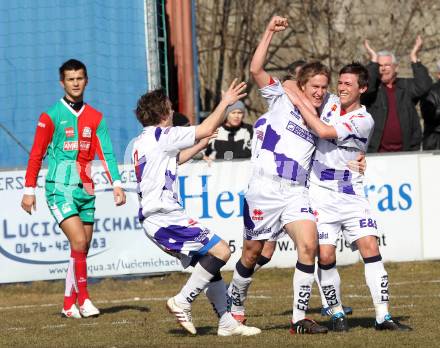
[297,61,330,88]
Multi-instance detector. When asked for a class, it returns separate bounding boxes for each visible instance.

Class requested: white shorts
[243,175,315,241]
[309,184,379,251]
[142,209,221,268]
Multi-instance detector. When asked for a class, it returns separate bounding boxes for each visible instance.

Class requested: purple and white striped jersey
[132,126,196,217]
[310,93,374,196]
[251,114,267,164]
[253,79,316,186]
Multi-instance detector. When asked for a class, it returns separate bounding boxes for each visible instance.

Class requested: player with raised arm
[227,16,329,334]
[246,64,355,319]
[132,82,261,337]
[285,62,412,332]
[21,59,126,319]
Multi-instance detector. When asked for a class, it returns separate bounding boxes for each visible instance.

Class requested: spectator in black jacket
[420,61,440,150]
[362,36,432,152]
[204,100,253,160]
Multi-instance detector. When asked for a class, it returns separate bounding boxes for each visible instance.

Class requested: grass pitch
[1,260,439,348]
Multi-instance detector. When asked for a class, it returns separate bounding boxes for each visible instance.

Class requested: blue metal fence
[0,0,148,167]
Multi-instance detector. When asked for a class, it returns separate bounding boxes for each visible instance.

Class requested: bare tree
[196,0,440,121]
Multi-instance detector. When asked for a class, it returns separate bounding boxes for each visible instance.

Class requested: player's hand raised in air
[364,39,377,62]
[222,78,247,106]
[267,16,288,32]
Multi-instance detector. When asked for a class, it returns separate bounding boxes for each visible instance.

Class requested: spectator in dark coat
[362,36,432,152]
[420,60,440,150]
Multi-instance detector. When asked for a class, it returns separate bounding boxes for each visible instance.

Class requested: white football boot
[218,323,261,336]
[79,299,100,318]
[166,297,196,335]
[61,304,81,319]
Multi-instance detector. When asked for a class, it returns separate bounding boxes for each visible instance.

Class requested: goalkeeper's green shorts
[45,181,95,225]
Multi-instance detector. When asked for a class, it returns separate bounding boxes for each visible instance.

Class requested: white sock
[314,269,328,307]
[204,278,228,318]
[318,264,343,315]
[64,257,77,296]
[175,262,213,309]
[292,263,315,323]
[228,262,253,314]
[364,259,390,323]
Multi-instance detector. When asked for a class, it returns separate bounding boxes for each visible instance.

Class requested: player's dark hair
[339,62,369,88]
[282,59,307,82]
[59,59,88,80]
[135,88,171,127]
[297,61,331,88]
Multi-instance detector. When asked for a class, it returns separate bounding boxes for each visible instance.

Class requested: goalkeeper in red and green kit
[21,59,126,318]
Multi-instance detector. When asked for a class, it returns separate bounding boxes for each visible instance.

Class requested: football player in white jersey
[285,62,412,332]
[227,16,330,334]
[132,81,261,337]
[246,65,355,319]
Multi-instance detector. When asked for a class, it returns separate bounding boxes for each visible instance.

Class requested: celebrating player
[132,82,261,336]
[21,59,126,318]
[285,62,412,331]
[248,63,354,319]
[227,16,329,334]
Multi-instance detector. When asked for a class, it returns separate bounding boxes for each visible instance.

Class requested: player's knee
[242,252,260,268]
[241,241,263,267]
[262,242,276,259]
[243,240,264,254]
[318,251,336,265]
[209,239,231,261]
[297,241,317,259]
[222,247,232,260]
[356,236,380,257]
[71,239,88,252]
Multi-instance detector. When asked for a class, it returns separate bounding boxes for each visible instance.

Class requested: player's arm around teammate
[178,131,218,165]
[227,17,330,335]
[285,66,374,268]
[286,63,411,331]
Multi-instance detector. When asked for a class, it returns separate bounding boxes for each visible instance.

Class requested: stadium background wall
[1,152,439,283]
[0,0,165,168]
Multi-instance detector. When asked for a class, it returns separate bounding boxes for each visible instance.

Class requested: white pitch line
[0,297,162,311]
[346,294,440,299]
[0,293,432,312]
[4,305,418,333]
[42,324,66,330]
[0,278,438,312]
[6,327,26,331]
[354,304,415,313]
[3,320,144,333]
[345,279,440,288]
[80,322,99,326]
